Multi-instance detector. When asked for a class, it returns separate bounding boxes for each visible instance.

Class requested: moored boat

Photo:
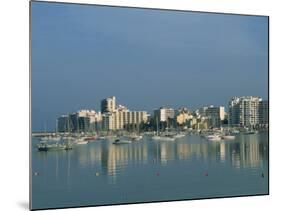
[112,139,132,144]
[221,135,235,140]
[207,135,221,141]
[84,136,97,141]
[173,133,186,139]
[37,142,72,151]
[75,138,88,145]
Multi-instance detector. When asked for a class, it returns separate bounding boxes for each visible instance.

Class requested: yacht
[74,138,88,145]
[173,133,186,139]
[37,142,72,151]
[207,135,221,141]
[113,139,132,144]
[221,135,236,140]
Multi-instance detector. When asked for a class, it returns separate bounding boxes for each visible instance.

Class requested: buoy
[95,172,100,176]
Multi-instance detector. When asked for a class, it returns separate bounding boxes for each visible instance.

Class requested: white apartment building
[154,107,175,122]
[229,96,262,127]
[102,110,148,131]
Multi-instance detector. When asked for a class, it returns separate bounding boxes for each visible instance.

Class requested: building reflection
[39,133,267,182]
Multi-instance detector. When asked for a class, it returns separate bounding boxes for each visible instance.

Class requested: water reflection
[33,132,268,182]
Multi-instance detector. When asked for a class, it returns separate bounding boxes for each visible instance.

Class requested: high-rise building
[205,105,225,128]
[101,96,116,113]
[100,96,148,131]
[196,106,208,117]
[57,115,70,132]
[57,110,101,133]
[259,100,269,127]
[154,107,175,122]
[102,110,148,131]
[228,96,262,127]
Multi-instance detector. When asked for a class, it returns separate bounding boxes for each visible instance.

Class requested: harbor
[32,131,268,209]
[31,95,269,209]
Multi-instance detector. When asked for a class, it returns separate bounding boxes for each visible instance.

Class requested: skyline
[31,2,268,131]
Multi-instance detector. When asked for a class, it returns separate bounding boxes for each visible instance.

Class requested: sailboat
[151,116,161,140]
[74,115,88,145]
[151,117,175,141]
[40,121,61,141]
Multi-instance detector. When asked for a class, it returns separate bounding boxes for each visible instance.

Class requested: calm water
[31,132,268,209]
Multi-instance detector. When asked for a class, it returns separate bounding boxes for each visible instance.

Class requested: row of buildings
[229,96,268,128]
[57,96,149,133]
[57,96,268,133]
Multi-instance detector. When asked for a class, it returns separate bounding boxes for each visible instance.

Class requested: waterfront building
[102,110,148,131]
[57,115,70,132]
[259,100,269,127]
[101,96,116,113]
[228,96,262,128]
[102,113,115,131]
[154,107,175,122]
[100,96,148,131]
[196,106,208,118]
[205,105,225,128]
[194,117,208,130]
[187,117,198,128]
[77,110,102,132]
[78,116,90,132]
[57,110,101,133]
[176,108,193,125]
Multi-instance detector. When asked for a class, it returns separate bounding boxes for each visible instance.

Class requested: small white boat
[221,135,235,140]
[207,135,221,141]
[205,134,219,139]
[151,135,161,140]
[244,130,258,135]
[40,136,49,141]
[112,139,132,144]
[160,136,175,141]
[173,133,186,139]
[75,140,88,145]
[130,135,142,141]
[40,136,61,141]
[62,136,75,140]
[232,130,240,134]
[75,138,88,145]
[151,135,175,141]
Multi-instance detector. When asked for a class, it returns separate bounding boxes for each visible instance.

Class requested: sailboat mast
[156,116,159,136]
[77,114,79,134]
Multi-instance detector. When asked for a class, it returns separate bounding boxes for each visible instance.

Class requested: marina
[32,131,268,209]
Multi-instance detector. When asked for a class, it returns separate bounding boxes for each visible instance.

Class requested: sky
[31,2,268,131]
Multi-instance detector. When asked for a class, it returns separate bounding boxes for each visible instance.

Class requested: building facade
[205,106,225,128]
[228,96,262,127]
[176,108,193,125]
[57,115,70,132]
[102,110,148,131]
[101,96,116,113]
[154,107,175,122]
[259,100,269,127]
[57,110,102,133]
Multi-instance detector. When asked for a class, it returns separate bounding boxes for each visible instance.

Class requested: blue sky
[31,2,268,131]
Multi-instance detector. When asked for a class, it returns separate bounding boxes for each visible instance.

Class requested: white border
[0,0,280,211]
